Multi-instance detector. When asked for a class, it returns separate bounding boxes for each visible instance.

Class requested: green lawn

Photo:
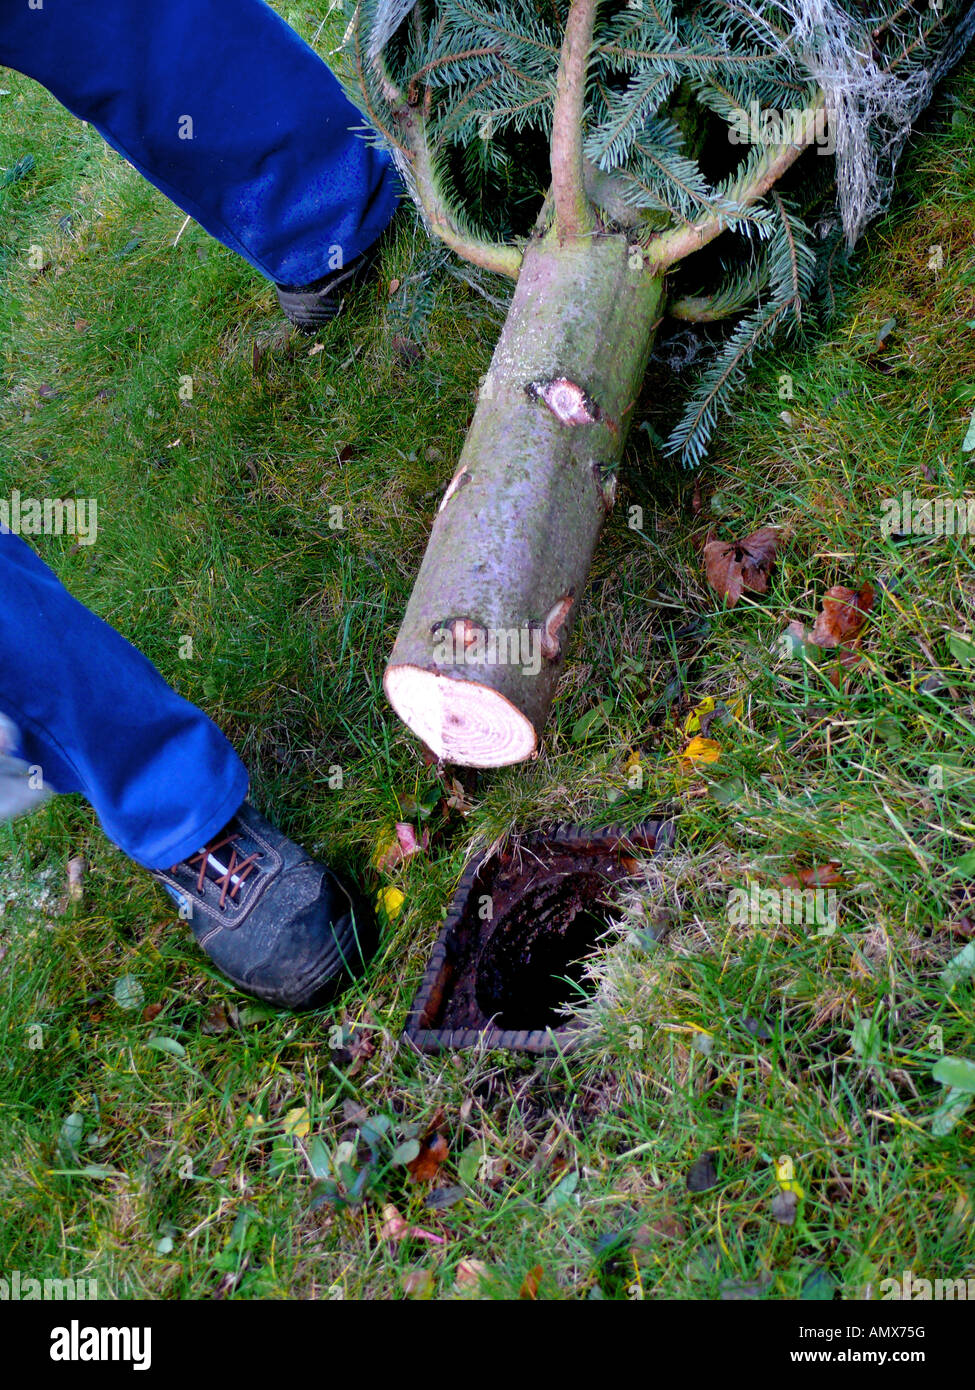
[2,10,975,1300]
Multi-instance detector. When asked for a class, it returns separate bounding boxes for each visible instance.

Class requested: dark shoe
[151,801,376,1009]
[275,246,378,331]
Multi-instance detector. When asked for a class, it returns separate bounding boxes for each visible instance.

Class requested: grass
[2,10,975,1300]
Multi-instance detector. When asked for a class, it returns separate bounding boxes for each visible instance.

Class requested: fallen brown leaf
[704,526,781,607]
[336,1029,376,1077]
[201,1001,233,1034]
[401,1268,434,1298]
[771,1189,798,1225]
[779,861,843,890]
[945,884,975,939]
[408,1131,449,1185]
[519,1265,543,1299]
[454,1259,490,1292]
[392,334,423,367]
[787,582,875,675]
[808,582,875,649]
[418,740,440,768]
[633,1214,687,1244]
[407,1108,448,1184]
[445,777,475,816]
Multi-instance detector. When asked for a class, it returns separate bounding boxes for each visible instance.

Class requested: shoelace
[183,832,262,912]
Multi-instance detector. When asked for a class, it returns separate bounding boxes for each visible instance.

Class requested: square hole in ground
[404,818,674,1054]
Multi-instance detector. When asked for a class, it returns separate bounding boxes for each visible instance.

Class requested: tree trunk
[384,230,665,766]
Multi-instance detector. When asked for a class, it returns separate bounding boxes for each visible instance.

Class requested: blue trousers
[0,2,401,868]
[0,0,401,285]
[0,531,249,869]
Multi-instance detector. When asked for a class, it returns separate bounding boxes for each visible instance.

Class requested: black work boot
[275,246,378,331]
[151,802,375,1008]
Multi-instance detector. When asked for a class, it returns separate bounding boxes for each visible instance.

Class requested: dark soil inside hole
[415,823,669,1039]
[475,875,612,1028]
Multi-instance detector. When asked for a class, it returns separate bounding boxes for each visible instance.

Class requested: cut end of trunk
[384,664,537,767]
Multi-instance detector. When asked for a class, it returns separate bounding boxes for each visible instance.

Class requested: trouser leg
[0,530,248,870]
[0,0,400,285]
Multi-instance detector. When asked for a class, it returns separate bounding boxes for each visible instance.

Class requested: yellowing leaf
[372,830,399,871]
[775,1154,804,1197]
[679,736,721,767]
[684,697,715,737]
[376,886,405,923]
[283,1106,310,1138]
[402,1268,435,1298]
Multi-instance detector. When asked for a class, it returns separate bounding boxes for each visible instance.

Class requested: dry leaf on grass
[445,777,475,816]
[945,914,975,940]
[407,1108,449,1185]
[678,735,721,768]
[407,1131,449,1184]
[771,1189,799,1225]
[330,1028,376,1077]
[380,1204,407,1241]
[379,1204,446,1246]
[519,1265,544,1299]
[66,855,86,902]
[779,861,843,890]
[808,582,875,648]
[944,883,975,939]
[638,1214,686,1243]
[392,334,423,366]
[373,821,427,872]
[282,1106,310,1138]
[787,582,875,669]
[454,1259,490,1293]
[401,1268,434,1297]
[704,526,782,607]
[201,1001,234,1035]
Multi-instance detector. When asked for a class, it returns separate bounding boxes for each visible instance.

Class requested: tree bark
[384,230,665,766]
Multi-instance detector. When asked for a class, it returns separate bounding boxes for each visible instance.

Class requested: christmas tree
[339,0,975,766]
